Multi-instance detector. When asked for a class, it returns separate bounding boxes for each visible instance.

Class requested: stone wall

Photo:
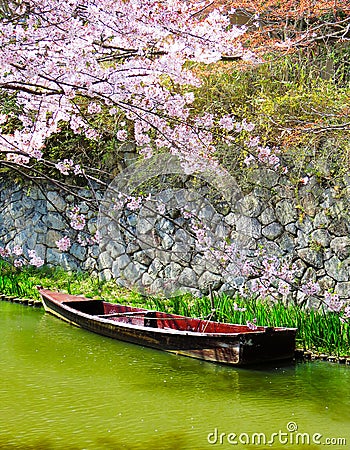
[1,169,350,302]
[0,179,100,273]
[236,170,350,305]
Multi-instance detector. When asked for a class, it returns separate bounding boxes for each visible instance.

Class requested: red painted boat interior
[62,299,268,334]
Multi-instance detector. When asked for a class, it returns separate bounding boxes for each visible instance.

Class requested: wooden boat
[38,288,297,366]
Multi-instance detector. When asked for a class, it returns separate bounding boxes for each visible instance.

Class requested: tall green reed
[135,292,350,356]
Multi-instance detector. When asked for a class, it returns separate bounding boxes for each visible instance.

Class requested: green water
[1,301,349,450]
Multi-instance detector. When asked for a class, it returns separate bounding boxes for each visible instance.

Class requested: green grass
[1,261,349,357]
[0,261,133,301]
[191,46,350,183]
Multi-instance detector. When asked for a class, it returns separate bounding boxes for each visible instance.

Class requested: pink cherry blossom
[0,0,248,181]
[247,320,258,331]
[0,247,10,257]
[28,251,44,267]
[126,196,142,211]
[56,236,72,252]
[117,130,128,141]
[218,115,234,131]
[244,154,255,166]
[55,159,74,176]
[302,281,321,296]
[12,245,23,256]
[233,303,246,312]
[70,214,86,231]
[344,306,350,319]
[14,259,24,268]
[241,119,255,132]
[324,292,343,313]
[139,146,153,159]
[88,102,102,114]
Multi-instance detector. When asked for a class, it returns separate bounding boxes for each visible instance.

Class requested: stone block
[83,257,97,272]
[9,201,24,220]
[133,251,152,266]
[172,242,192,263]
[325,256,350,282]
[178,267,198,288]
[275,199,297,225]
[235,216,261,239]
[330,236,350,260]
[164,262,182,279]
[98,251,113,270]
[262,222,283,240]
[334,282,350,298]
[278,232,295,254]
[238,193,262,217]
[47,191,66,212]
[46,212,67,231]
[253,168,279,188]
[122,261,147,284]
[328,220,349,236]
[70,243,87,261]
[310,229,331,248]
[259,207,276,226]
[46,230,63,248]
[198,271,222,293]
[313,211,330,229]
[317,275,335,292]
[297,248,323,269]
[161,233,174,250]
[46,248,78,271]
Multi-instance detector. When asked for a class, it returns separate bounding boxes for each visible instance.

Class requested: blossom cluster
[68,206,86,231]
[244,139,281,169]
[171,209,350,317]
[0,245,44,268]
[55,159,82,176]
[55,236,71,252]
[113,193,153,213]
[0,0,253,180]
[77,231,101,247]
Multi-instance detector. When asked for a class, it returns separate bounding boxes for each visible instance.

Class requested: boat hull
[39,289,297,366]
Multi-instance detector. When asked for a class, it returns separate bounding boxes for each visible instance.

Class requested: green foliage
[192,44,350,182]
[44,122,123,181]
[0,90,23,134]
[43,97,132,180]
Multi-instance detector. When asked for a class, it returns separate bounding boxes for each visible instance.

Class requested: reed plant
[0,261,38,298]
[0,260,127,300]
[134,293,350,357]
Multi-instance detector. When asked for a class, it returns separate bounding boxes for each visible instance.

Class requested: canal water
[1,301,349,450]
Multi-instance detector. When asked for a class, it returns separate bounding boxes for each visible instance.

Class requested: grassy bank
[192,48,350,184]
[1,261,349,357]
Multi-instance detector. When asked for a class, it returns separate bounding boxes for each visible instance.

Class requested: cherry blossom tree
[0,0,255,280]
[0,0,251,184]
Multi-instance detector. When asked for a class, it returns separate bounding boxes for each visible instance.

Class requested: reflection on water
[1,301,349,449]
